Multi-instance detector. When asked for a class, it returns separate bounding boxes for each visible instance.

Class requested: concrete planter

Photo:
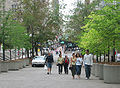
[1,61,9,72]
[94,63,100,77]
[104,64,120,84]
[0,61,1,73]
[22,59,26,68]
[91,63,95,75]
[8,60,19,71]
[17,60,23,69]
[99,64,104,80]
[25,58,30,66]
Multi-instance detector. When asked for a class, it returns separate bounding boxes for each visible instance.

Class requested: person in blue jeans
[76,53,83,79]
[46,53,54,74]
[83,49,93,80]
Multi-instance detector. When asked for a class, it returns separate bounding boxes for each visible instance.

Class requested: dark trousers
[64,63,68,74]
[76,65,82,75]
[71,65,76,77]
[58,64,63,74]
[85,64,91,79]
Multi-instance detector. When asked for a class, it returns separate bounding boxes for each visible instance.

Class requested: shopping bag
[44,65,47,70]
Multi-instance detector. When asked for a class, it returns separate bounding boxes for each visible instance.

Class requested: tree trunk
[104,51,105,62]
[35,42,38,56]
[96,51,98,62]
[113,40,115,62]
[22,48,23,59]
[15,49,16,59]
[32,33,34,57]
[26,49,29,58]
[10,49,11,60]
[100,52,101,62]
[108,46,110,62]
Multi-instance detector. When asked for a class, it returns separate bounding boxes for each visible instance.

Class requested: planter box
[91,63,95,75]
[16,60,23,69]
[1,61,9,72]
[104,64,120,84]
[99,64,104,80]
[0,61,1,73]
[8,60,19,71]
[22,59,26,68]
[25,58,30,66]
[94,63,100,77]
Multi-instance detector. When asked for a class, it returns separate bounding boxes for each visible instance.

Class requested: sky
[60,0,77,15]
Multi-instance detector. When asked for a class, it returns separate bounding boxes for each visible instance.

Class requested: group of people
[45,49,93,80]
[70,49,93,79]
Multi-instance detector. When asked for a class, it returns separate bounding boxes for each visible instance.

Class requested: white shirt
[76,57,83,65]
[117,54,120,62]
[84,54,93,65]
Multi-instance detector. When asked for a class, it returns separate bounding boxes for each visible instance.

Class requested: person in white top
[117,53,120,62]
[84,49,93,80]
[76,53,83,79]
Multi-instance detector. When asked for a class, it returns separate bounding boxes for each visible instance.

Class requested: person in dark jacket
[46,53,54,74]
[64,55,69,74]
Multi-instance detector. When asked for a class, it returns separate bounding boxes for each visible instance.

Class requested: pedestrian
[64,55,69,74]
[46,53,54,74]
[76,53,83,79]
[83,49,93,80]
[70,53,76,79]
[57,54,64,74]
[116,51,120,62]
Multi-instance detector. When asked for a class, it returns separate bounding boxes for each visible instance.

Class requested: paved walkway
[0,64,120,88]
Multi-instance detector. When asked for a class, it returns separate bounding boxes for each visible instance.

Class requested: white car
[32,56,46,67]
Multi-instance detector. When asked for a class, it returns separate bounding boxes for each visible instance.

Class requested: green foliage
[65,0,102,43]
[0,11,31,50]
[77,1,120,54]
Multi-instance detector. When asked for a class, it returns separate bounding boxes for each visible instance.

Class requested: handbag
[57,63,60,66]
[69,66,72,70]
[44,65,47,70]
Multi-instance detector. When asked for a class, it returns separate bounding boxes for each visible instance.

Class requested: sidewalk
[0,64,119,88]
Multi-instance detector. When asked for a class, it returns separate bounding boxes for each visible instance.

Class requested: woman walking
[70,53,76,79]
[64,55,69,74]
[57,54,64,74]
[76,53,83,79]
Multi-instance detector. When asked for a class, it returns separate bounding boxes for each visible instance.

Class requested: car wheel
[32,64,36,67]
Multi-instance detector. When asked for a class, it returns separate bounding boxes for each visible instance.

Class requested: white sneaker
[85,78,88,80]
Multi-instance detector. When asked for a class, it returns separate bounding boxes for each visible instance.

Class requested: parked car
[32,56,46,67]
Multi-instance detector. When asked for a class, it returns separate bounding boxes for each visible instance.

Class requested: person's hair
[65,55,68,58]
[59,54,62,57]
[86,49,89,52]
[72,53,75,56]
[76,53,80,58]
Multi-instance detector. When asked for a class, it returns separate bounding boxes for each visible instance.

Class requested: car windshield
[34,56,45,60]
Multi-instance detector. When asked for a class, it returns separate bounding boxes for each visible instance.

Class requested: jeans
[85,64,91,79]
[64,63,68,74]
[58,64,63,74]
[76,65,82,75]
[71,65,76,77]
[47,63,52,68]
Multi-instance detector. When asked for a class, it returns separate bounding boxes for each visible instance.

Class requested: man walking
[84,49,93,80]
[46,53,54,74]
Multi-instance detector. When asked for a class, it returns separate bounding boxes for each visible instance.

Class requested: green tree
[78,0,120,62]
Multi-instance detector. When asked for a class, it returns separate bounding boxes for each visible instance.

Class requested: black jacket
[46,55,54,63]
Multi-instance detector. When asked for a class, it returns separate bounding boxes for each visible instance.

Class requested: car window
[34,56,45,60]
